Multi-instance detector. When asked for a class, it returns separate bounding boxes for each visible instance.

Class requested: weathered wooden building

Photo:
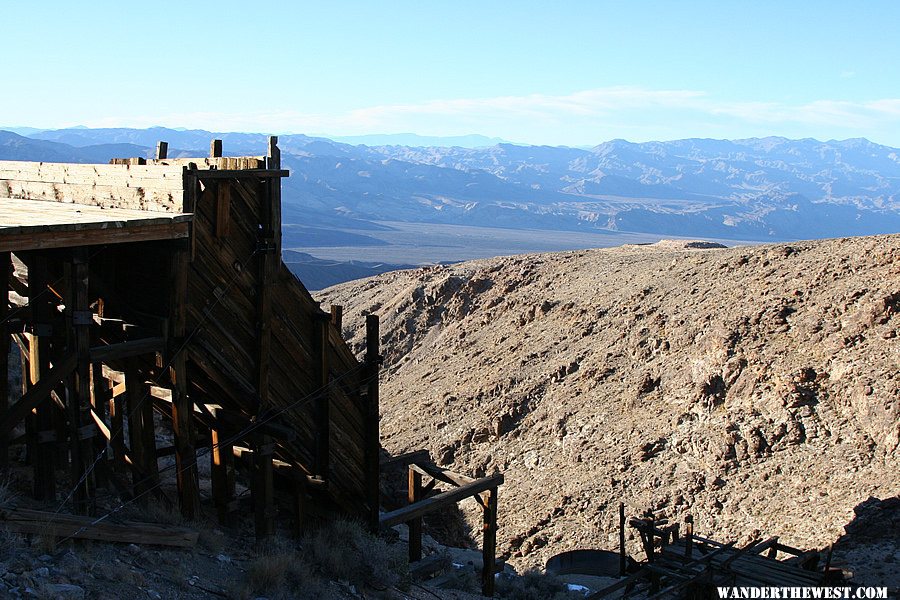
[0,139,502,595]
[0,138,379,533]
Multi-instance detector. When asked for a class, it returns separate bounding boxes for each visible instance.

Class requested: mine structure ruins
[0,139,503,596]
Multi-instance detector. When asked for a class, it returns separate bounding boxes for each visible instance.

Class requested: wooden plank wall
[0,161,186,212]
[147,157,265,170]
[183,167,371,519]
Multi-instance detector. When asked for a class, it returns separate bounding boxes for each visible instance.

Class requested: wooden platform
[0,197,191,251]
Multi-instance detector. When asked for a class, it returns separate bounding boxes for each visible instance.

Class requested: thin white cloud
[78,87,900,145]
[347,88,708,121]
[710,98,900,129]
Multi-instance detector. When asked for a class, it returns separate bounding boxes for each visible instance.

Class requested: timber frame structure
[0,139,503,596]
[0,139,379,533]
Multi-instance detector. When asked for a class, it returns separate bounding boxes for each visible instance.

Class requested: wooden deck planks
[0,198,191,251]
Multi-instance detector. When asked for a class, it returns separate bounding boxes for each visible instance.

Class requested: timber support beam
[168,240,199,519]
[0,253,9,469]
[24,253,56,501]
[69,248,95,514]
[364,314,381,533]
[251,136,281,543]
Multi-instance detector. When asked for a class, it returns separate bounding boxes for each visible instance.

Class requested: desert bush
[439,564,482,595]
[235,537,333,600]
[232,520,407,598]
[140,499,184,526]
[495,569,581,600]
[197,526,226,553]
[301,518,407,589]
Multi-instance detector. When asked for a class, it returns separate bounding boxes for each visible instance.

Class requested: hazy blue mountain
[0,126,46,136]
[326,133,508,148]
[283,250,415,291]
[7,127,900,241]
[0,130,151,163]
[30,127,356,158]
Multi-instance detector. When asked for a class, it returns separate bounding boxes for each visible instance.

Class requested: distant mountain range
[324,133,507,148]
[3,126,900,241]
[282,251,414,291]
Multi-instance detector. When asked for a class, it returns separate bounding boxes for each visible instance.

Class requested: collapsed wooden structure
[590,509,836,599]
[0,139,504,595]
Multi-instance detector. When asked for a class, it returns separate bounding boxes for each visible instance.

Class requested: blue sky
[3,1,900,146]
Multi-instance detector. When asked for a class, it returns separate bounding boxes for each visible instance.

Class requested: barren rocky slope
[319,235,899,574]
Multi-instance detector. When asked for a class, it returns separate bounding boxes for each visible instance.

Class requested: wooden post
[253,432,275,542]
[210,139,222,158]
[619,502,627,575]
[684,515,693,559]
[155,141,168,160]
[90,363,110,487]
[23,346,36,471]
[125,361,157,501]
[364,314,381,532]
[170,350,200,519]
[313,313,330,478]
[251,136,281,542]
[823,544,834,584]
[481,486,498,597]
[107,373,126,474]
[70,249,95,514]
[266,136,282,252]
[210,427,234,525]
[26,254,55,501]
[645,515,658,594]
[767,536,778,560]
[168,241,199,519]
[407,465,423,563]
[330,305,343,331]
[170,353,198,517]
[0,252,9,470]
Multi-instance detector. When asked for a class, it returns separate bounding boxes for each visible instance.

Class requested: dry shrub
[439,564,481,595]
[231,521,407,598]
[141,499,184,526]
[495,569,580,600]
[197,526,226,553]
[237,537,332,600]
[301,518,407,589]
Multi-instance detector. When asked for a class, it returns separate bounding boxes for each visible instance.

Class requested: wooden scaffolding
[0,138,380,537]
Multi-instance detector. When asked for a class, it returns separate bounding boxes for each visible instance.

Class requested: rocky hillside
[318,235,899,574]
